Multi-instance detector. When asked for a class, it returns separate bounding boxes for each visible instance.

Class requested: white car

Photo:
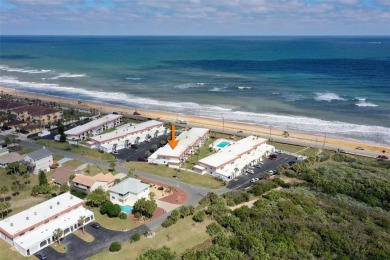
[250,178,260,183]
[246,169,255,174]
[268,169,277,175]
[111,151,118,155]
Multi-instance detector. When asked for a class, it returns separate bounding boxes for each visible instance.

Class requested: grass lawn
[88,217,211,260]
[0,168,46,217]
[35,140,116,162]
[74,229,94,242]
[0,239,27,260]
[16,147,36,155]
[124,162,224,189]
[50,243,67,253]
[269,141,306,153]
[182,138,216,169]
[87,207,138,231]
[298,147,318,157]
[53,154,64,162]
[62,160,85,168]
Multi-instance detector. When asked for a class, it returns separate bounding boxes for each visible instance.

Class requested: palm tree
[78,215,86,234]
[109,162,116,172]
[113,143,117,152]
[125,139,129,148]
[53,228,63,245]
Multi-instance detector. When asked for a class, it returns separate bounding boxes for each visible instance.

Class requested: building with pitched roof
[0,152,25,168]
[64,114,122,143]
[148,128,209,168]
[91,120,166,153]
[0,192,94,256]
[51,166,78,186]
[194,136,275,181]
[71,173,116,193]
[108,178,150,205]
[24,148,53,174]
[11,105,62,125]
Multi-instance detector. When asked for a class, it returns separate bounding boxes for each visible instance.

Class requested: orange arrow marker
[168,125,179,149]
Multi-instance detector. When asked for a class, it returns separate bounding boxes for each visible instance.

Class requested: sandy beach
[1,87,388,153]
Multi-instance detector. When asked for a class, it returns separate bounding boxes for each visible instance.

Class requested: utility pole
[322,133,327,150]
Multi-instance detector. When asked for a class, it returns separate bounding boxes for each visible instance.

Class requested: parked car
[20,129,30,134]
[246,169,255,174]
[377,155,389,160]
[268,155,276,160]
[237,130,243,133]
[137,157,148,162]
[131,144,138,149]
[268,169,277,175]
[254,164,262,168]
[250,178,260,183]
[90,222,101,229]
[276,150,284,154]
[36,252,47,260]
[111,151,118,155]
[355,147,364,150]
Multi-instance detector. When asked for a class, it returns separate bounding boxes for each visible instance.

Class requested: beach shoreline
[1,87,388,153]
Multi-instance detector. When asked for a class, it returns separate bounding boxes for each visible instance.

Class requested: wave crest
[314,92,346,102]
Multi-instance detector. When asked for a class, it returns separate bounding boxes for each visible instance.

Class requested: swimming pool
[120,205,134,214]
[217,141,230,148]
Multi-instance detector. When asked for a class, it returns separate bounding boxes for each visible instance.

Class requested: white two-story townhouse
[148,127,209,168]
[194,135,275,181]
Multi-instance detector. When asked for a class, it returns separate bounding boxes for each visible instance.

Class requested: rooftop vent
[26,217,29,220]
[10,223,13,227]
[57,201,60,205]
[34,212,37,216]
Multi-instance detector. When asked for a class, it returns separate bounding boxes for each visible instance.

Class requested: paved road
[38,223,149,260]
[227,153,296,189]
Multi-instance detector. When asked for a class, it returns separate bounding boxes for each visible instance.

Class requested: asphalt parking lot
[36,223,149,260]
[227,153,297,189]
[115,134,169,163]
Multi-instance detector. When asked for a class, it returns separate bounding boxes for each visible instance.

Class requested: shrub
[206,223,223,237]
[131,232,141,242]
[158,186,164,190]
[193,210,206,222]
[109,241,122,252]
[119,212,127,219]
[100,201,121,217]
[161,218,174,228]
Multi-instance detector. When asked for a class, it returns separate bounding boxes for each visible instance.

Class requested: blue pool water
[217,141,230,148]
[120,205,133,214]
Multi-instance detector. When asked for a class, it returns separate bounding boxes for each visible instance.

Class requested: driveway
[227,153,296,189]
[116,134,169,162]
[36,223,149,260]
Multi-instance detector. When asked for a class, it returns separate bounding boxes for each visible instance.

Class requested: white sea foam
[314,92,346,102]
[173,83,207,89]
[1,76,389,144]
[0,65,51,74]
[282,93,305,102]
[50,73,86,79]
[355,97,366,101]
[237,86,252,90]
[209,87,227,92]
[355,100,379,107]
[126,77,141,80]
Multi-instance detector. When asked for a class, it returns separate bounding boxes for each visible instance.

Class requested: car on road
[36,252,47,260]
[246,169,255,174]
[250,178,260,183]
[254,164,262,168]
[90,222,101,229]
[355,147,364,150]
[268,169,277,175]
[377,155,389,160]
[137,157,148,162]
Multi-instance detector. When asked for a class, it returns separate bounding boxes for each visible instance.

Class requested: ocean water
[0,36,389,145]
